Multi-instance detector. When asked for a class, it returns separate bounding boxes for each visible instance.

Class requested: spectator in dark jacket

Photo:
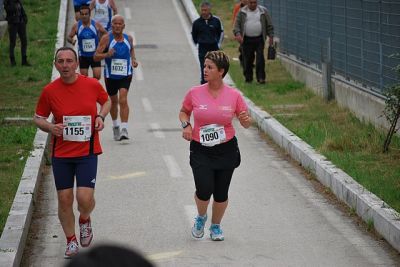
[191,1,223,84]
[4,0,30,66]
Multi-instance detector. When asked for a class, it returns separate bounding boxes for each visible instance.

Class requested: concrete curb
[181,0,400,253]
[0,0,68,266]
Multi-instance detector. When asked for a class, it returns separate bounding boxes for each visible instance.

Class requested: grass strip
[0,0,60,235]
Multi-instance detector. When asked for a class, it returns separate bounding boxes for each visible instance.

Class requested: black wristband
[95,114,105,122]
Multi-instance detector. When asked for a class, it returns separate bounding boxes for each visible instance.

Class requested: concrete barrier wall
[279,55,391,131]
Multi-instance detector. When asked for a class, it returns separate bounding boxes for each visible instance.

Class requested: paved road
[21,0,400,266]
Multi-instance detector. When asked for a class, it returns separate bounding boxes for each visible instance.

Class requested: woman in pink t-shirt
[179,51,251,241]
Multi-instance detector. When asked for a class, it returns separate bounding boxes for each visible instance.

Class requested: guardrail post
[321,37,333,101]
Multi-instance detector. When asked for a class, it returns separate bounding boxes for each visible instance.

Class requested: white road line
[107,171,146,180]
[147,251,183,262]
[150,123,165,139]
[124,7,132,20]
[163,155,183,178]
[141,97,153,112]
[128,31,137,46]
[134,61,144,81]
[172,0,199,61]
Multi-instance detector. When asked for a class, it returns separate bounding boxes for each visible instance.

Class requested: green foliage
[383,56,400,153]
[0,0,59,235]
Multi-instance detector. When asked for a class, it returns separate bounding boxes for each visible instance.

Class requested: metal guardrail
[261,0,400,96]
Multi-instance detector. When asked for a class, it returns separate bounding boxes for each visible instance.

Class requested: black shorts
[52,155,98,190]
[79,56,101,69]
[189,137,241,202]
[105,76,132,96]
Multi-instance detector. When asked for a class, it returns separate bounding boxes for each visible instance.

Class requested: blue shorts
[52,155,98,190]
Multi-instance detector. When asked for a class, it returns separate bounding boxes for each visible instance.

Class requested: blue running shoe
[209,224,224,241]
[191,214,207,238]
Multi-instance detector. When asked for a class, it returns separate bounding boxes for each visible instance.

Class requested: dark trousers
[8,22,28,63]
[198,43,219,84]
[242,35,265,82]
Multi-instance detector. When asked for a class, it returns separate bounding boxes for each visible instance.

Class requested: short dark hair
[200,1,211,8]
[54,47,78,62]
[64,244,154,267]
[205,50,230,77]
[80,5,91,14]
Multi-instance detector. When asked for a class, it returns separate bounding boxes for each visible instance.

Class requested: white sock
[121,122,128,130]
[112,120,119,128]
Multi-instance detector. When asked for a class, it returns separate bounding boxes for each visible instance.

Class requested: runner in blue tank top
[103,32,133,79]
[94,15,138,141]
[68,5,107,80]
[73,0,91,21]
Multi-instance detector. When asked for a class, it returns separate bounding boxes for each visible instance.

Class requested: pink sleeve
[182,89,193,113]
[235,92,248,115]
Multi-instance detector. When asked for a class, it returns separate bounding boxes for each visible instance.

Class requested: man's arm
[264,9,274,45]
[109,0,118,15]
[96,21,107,40]
[89,0,95,10]
[128,35,138,68]
[94,34,111,61]
[233,12,243,43]
[191,20,198,44]
[216,17,224,48]
[67,23,78,45]
[95,97,111,131]
[33,116,64,137]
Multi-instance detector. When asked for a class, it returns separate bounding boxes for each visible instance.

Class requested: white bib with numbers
[82,39,96,52]
[111,58,128,76]
[199,124,226,147]
[63,116,92,142]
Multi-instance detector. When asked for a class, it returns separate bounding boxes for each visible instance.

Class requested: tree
[383,64,400,153]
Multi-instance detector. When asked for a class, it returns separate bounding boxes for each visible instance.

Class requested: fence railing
[261,0,400,95]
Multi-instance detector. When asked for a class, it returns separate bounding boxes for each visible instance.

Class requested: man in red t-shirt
[33,47,111,258]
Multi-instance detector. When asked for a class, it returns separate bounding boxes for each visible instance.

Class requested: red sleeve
[182,89,193,113]
[35,87,51,118]
[96,81,109,105]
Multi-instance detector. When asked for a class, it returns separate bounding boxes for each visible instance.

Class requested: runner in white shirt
[90,0,117,32]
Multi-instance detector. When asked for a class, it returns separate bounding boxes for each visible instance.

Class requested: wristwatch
[95,114,105,122]
[181,121,191,129]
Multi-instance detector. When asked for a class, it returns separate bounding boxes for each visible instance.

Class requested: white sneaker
[119,128,129,141]
[113,126,120,141]
[209,224,224,241]
[79,218,93,247]
[191,214,207,238]
[64,238,79,259]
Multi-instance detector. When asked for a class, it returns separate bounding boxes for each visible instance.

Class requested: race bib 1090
[199,124,226,147]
